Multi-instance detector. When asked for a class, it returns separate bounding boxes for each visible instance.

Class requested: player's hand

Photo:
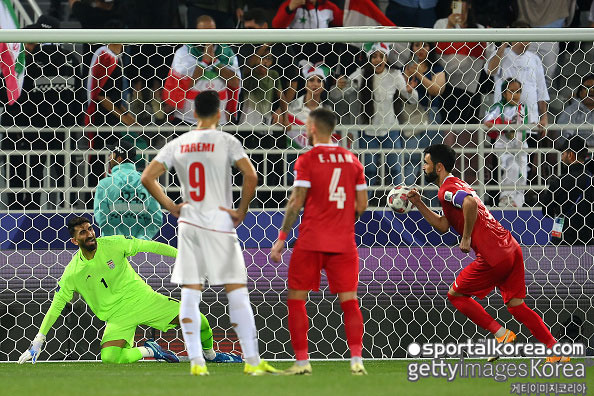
[288,0,306,11]
[407,188,423,207]
[169,202,189,218]
[219,206,247,227]
[459,236,471,253]
[18,333,45,364]
[270,239,285,263]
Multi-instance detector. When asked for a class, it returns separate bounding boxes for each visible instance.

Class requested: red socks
[507,303,556,348]
[288,299,309,360]
[340,299,364,358]
[288,299,364,360]
[447,293,502,334]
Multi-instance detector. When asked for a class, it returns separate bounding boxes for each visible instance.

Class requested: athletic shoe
[487,329,517,362]
[282,362,313,376]
[351,362,368,375]
[544,356,571,364]
[190,364,209,376]
[244,360,280,376]
[206,352,243,363]
[144,339,180,363]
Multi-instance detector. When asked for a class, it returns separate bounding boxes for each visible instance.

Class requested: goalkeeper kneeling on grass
[18,216,242,364]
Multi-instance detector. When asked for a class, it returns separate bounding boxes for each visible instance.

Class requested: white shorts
[171,221,248,286]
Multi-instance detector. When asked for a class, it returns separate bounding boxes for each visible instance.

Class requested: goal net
[0,27,592,361]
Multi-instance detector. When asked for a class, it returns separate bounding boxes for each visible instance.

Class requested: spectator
[162,15,241,127]
[94,140,163,240]
[1,15,83,209]
[272,0,342,29]
[401,41,445,185]
[485,21,550,181]
[557,74,594,148]
[540,135,594,245]
[385,0,438,28]
[185,0,244,29]
[240,49,282,126]
[434,0,486,184]
[515,0,575,87]
[287,61,332,148]
[330,43,418,186]
[69,0,121,29]
[238,8,299,126]
[484,79,530,207]
[121,0,182,126]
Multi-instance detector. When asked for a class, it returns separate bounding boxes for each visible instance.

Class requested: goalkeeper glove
[18,333,46,364]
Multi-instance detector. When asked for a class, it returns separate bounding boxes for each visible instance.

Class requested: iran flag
[343,0,395,27]
[0,0,25,104]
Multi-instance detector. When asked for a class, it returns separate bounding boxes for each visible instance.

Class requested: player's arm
[460,195,478,253]
[141,159,187,218]
[121,236,177,258]
[18,272,75,364]
[219,157,258,227]
[407,189,450,233]
[270,186,308,263]
[355,190,368,219]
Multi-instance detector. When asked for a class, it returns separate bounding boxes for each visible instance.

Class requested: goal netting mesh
[0,28,593,361]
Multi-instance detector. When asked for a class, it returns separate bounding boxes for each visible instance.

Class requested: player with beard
[18,216,241,364]
[407,144,568,363]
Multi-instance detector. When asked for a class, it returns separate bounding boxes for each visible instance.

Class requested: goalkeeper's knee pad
[101,346,122,363]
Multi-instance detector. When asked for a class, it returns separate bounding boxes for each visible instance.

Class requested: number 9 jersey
[294,143,367,253]
[155,129,248,233]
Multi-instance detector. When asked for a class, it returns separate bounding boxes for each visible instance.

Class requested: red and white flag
[0,0,25,104]
[343,0,395,27]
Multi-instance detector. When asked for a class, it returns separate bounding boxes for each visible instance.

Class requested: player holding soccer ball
[407,144,568,363]
[271,108,369,375]
[18,216,240,365]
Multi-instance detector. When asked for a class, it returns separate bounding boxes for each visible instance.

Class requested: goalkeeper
[18,216,241,364]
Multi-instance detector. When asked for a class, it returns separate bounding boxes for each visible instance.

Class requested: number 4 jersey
[294,143,367,253]
[155,129,248,233]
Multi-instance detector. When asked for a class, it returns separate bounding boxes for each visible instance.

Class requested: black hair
[67,216,91,237]
[243,8,271,26]
[423,144,456,172]
[449,0,479,28]
[360,53,381,124]
[501,78,521,93]
[577,73,594,98]
[194,90,220,119]
[309,108,336,133]
[511,20,531,28]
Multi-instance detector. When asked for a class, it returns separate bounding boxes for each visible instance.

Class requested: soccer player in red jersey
[270,108,369,375]
[407,144,568,363]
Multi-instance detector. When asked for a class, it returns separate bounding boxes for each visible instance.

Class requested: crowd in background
[0,0,593,212]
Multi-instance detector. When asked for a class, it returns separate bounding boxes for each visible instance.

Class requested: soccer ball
[387,185,413,214]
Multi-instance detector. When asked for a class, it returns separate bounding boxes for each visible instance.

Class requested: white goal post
[0,27,592,361]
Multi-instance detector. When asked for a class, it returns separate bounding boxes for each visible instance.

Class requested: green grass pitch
[2,360,593,396]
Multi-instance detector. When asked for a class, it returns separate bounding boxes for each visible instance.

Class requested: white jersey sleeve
[227,134,248,166]
[154,140,177,171]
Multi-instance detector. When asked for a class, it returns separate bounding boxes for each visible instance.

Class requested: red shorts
[452,245,527,304]
[288,247,359,294]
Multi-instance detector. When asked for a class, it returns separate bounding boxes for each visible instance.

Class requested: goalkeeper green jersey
[39,235,177,335]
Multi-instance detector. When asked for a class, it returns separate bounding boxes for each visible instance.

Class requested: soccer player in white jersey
[141,91,278,376]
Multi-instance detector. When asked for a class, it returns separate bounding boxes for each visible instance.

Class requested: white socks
[494,327,507,338]
[227,287,260,367]
[180,287,205,366]
[203,348,216,360]
[138,346,153,358]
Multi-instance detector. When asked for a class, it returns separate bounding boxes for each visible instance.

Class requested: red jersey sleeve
[272,0,296,28]
[441,180,472,209]
[293,154,311,188]
[354,155,367,191]
[328,1,343,27]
